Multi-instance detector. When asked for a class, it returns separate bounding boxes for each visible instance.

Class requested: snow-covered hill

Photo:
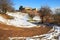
[0,12,38,28]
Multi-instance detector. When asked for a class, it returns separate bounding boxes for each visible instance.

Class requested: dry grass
[0,23,52,40]
[0,14,14,19]
[0,13,53,40]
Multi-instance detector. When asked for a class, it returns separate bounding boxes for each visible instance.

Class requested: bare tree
[39,6,52,23]
[55,8,60,15]
[0,0,13,13]
[54,8,60,25]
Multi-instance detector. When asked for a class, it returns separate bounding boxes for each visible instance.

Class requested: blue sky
[12,0,60,10]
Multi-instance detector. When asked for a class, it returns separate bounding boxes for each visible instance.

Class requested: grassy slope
[0,23,52,40]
